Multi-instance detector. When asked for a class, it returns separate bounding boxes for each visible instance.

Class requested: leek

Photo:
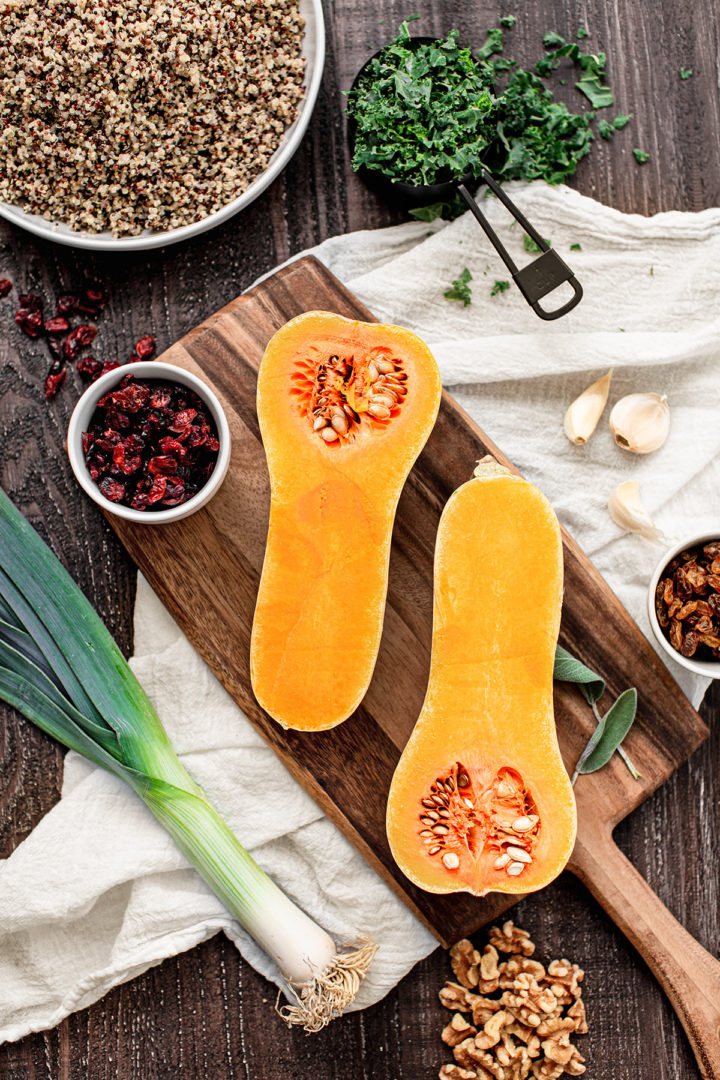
[0,487,377,1031]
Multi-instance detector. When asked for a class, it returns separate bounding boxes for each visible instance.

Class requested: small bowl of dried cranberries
[67,361,231,524]
[648,530,720,679]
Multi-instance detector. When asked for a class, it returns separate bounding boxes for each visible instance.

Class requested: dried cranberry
[98,477,126,502]
[81,432,94,454]
[149,387,172,408]
[170,409,197,431]
[112,383,149,412]
[44,316,70,335]
[18,294,43,311]
[161,477,186,506]
[44,369,67,398]
[206,436,220,453]
[134,335,156,359]
[77,355,104,378]
[67,325,97,350]
[148,455,178,476]
[159,437,186,457]
[16,308,44,337]
[82,283,108,311]
[0,279,11,298]
[89,464,100,481]
[127,354,141,364]
[93,360,121,381]
[112,444,142,475]
[131,493,151,510]
[147,476,168,503]
[55,295,80,315]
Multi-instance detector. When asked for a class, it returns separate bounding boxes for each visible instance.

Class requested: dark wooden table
[1,2,718,1078]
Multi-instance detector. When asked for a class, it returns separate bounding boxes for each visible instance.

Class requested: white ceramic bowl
[647,529,720,679]
[67,362,231,524]
[0,0,325,251]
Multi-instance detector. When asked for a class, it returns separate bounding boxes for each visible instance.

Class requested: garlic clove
[563,370,613,445]
[608,481,669,542]
[609,392,670,454]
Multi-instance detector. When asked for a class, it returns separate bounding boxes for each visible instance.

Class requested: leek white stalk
[0,487,376,1031]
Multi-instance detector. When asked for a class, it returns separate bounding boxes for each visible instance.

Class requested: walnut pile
[0,0,306,235]
[438,921,588,1080]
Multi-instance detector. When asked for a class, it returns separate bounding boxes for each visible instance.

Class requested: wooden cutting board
[106,257,720,1078]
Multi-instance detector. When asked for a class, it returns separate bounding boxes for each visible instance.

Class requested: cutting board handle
[571,824,720,1080]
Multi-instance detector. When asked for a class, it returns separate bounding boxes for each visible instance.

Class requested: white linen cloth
[1,181,719,1044]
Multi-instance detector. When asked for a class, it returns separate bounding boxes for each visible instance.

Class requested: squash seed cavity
[290,347,407,443]
[418,764,540,879]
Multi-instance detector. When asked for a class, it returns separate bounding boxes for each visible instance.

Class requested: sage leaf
[576,688,638,778]
[571,711,607,784]
[553,645,605,704]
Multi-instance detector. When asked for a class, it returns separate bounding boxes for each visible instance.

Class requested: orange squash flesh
[386,465,576,897]
[251,311,442,731]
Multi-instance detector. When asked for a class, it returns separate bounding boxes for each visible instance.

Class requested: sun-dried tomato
[44,369,67,398]
[134,335,156,359]
[0,279,12,298]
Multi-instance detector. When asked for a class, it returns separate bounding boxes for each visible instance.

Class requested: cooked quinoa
[0,0,306,235]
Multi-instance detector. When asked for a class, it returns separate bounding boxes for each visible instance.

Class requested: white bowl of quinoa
[0,0,324,250]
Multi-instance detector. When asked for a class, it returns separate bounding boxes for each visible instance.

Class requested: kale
[569,243,582,251]
[680,67,693,80]
[347,24,496,186]
[523,234,548,253]
[500,15,516,28]
[633,148,650,164]
[347,19,629,197]
[444,268,473,305]
[490,279,511,296]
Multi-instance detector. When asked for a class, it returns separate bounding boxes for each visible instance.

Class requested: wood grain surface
[1,1,719,1078]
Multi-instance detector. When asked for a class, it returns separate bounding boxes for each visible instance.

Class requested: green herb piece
[500,15,516,28]
[347,25,497,187]
[0,488,376,1029]
[680,67,693,80]
[569,243,582,251]
[554,645,640,781]
[572,688,638,782]
[478,26,505,61]
[553,645,604,704]
[409,193,467,222]
[576,27,589,39]
[445,267,473,305]
[612,113,631,129]
[490,279,510,296]
[597,119,614,139]
[633,148,650,163]
[523,234,549,253]
[575,70,614,108]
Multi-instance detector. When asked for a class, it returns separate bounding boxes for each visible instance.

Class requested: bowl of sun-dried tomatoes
[648,531,720,678]
[67,362,231,524]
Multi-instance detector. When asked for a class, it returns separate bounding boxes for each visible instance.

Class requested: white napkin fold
[2,181,719,1045]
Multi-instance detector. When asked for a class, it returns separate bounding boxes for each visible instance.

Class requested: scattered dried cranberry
[44,369,67,398]
[77,355,104,378]
[0,279,12,298]
[44,316,70,334]
[18,294,43,311]
[55,294,80,315]
[94,360,121,380]
[83,377,220,512]
[84,284,108,311]
[16,308,44,337]
[134,335,156,359]
[68,324,97,349]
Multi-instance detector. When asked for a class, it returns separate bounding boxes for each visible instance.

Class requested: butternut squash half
[251,311,442,731]
[386,462,576,897]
